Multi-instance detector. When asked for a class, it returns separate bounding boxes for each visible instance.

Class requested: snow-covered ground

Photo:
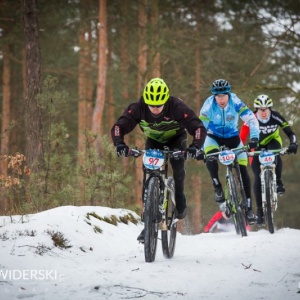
[0,205,299,300]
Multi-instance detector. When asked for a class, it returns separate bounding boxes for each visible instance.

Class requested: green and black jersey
[111,96,206,148]
[240,110,297,146]
[256,110,296,146]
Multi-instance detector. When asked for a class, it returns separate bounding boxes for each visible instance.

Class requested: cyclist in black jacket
[240,94,298,224]
[111,78,206,242]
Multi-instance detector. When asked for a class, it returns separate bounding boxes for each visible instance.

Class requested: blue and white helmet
[211,79,231,95]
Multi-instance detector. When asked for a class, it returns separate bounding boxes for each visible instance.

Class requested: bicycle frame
[142,152,172,228]
[247,148,288,233]
[226,154,248,211]
[206,146,248,237]
[140,148,182,226]
[260,163,277,211]
[129,147,184,262]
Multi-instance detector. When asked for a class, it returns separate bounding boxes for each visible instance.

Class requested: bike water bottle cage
[259,150,275,165]
[143,149,164,170]
[218,149,235,165]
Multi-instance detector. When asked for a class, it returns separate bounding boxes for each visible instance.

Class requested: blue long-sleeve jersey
[199,93,259,140]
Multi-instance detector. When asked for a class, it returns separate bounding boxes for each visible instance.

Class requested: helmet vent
[143,78,170,106]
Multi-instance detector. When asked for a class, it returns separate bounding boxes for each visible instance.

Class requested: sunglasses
[215,94,227,98]
[258,108,269,112]
[148,105,164,108]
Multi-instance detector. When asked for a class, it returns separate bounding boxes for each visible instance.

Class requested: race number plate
[218,150,235,165]
[259,151,275,165]
[143,149,164,170]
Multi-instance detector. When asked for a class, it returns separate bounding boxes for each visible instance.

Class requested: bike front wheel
[264,169,275,234]
[144,176,160,262]
[162,177,177,259]
[227,173,247,237]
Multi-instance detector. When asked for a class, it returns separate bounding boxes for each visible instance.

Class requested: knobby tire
[144,177,160,262]
[162,177,177,259]
[228,173,247,237]
[265,169,275,234]
[227,174,240,235]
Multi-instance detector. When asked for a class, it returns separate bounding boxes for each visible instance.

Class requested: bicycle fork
[224,171,235,215]
[260,164,278,211]
[160,178,173,231]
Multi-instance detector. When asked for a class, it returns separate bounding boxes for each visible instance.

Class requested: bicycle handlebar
[204,146,289,161]
[204,145,249,160]
[246,147,289,157]
[127,148,186,160]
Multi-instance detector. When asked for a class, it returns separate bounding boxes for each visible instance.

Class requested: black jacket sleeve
[274,111,297,144]
[111,102,141,145]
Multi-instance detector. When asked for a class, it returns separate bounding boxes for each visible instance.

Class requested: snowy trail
[0,206,299,299]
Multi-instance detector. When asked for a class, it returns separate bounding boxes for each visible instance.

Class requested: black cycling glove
[186,144,198,159]
[115,143,129,157]
[196,150,205,161]
[287,142,298,154]
[248,138,259,150]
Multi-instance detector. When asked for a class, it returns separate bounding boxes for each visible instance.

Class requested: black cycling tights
[206,158,252,200]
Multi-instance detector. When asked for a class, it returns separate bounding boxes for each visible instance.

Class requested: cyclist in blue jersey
[199,79,259,224]
[111,78,206,242]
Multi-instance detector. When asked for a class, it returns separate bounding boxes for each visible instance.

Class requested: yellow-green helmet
[143,78,170,106]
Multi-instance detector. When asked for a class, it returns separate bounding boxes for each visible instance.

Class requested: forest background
[0,0,299,233]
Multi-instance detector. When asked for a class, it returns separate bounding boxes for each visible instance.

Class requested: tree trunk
[150,0,160,78]
[1,45,11,174]
[92,0,107,155]
[194,47,201,112]
[120,2,129,104]
[78,10,92,154]
[134,0,148,208]
[78,26,87,154]
[86,24,93,131]
[78,0,93,156]
[119,2,131,172]
[0,44,11,212]
[106,82,115,134]
[136,0,148,96]
[23,0,44,171]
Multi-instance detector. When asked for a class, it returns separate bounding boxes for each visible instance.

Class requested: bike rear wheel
[264,169,275,234]
[162,177,177,259]
[144,177,160,262]
[227,173,247,237]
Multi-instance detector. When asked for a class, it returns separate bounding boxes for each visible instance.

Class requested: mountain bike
[205,146,249,237]
[247,147,288,234]
[129,147,185,263]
